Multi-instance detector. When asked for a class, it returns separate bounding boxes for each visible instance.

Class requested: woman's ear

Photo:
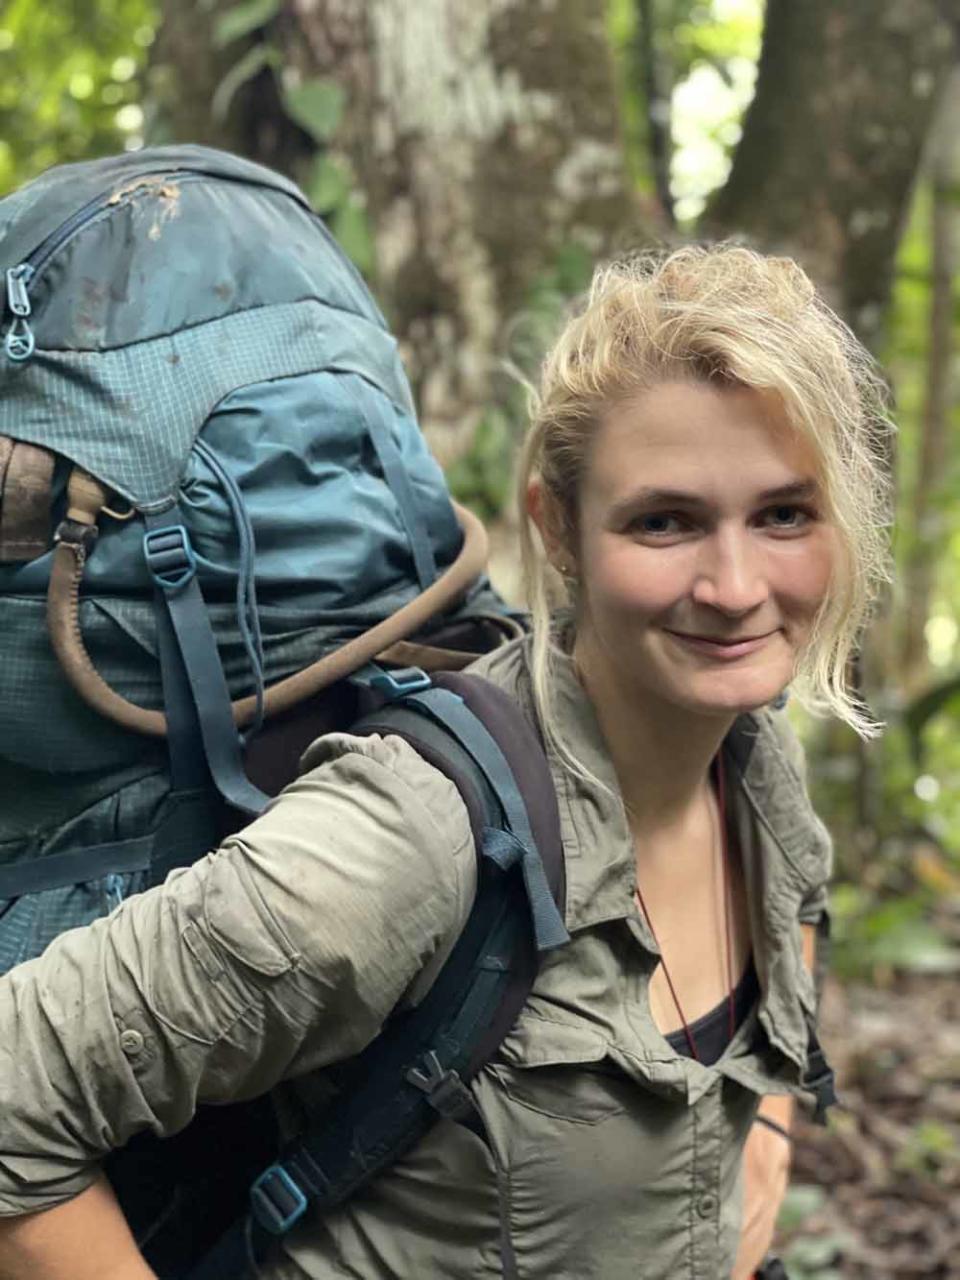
[526,479,573,576]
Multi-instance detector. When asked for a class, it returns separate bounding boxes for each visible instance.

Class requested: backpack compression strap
[190,672,566,1279]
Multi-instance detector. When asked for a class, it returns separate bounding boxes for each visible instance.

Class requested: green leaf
[282,77,344,143]
[212,0,280,49]
[330,199,374,275]
[211,43,279,122]
[307,153,349,212]
[776,1183,826,1233]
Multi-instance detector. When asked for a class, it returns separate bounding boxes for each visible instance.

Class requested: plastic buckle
[250,1164,309,1235]
[143,524,197,591]
[369,666,432,701]
[405,1050,474,1120]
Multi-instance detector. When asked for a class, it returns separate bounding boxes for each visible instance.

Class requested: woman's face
[566,380,836,720]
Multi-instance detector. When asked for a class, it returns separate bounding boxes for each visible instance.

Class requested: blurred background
[1,1,958,1273]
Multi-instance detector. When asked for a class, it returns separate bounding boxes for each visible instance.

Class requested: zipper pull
[6,263,33,316]
[5,264,36,361]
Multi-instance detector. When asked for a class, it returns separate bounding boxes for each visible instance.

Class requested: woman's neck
[572,640,735,833]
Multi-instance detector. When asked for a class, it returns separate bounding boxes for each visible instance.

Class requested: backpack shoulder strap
[237,670,566,1254]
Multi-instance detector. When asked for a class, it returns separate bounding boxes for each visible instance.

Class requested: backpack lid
[0,145,308,274]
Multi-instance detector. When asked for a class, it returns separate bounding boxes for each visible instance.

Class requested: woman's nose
[690,529,770,616]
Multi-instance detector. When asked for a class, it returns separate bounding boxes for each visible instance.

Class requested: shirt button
[696,1192,718,1218]
[119,1028,145,1058]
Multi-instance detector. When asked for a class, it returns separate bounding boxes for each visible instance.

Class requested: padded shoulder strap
[389,675,567,952]
[433,671,566,922]
[230,672,566,1253]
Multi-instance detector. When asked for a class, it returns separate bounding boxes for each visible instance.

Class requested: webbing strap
[153,578,208,793]
[406,686,569,951]
[344,374,438,591]
[143,508,270,817]
[0,834,153,899]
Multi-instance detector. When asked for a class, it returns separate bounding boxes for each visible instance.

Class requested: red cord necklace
[633,754,735,1062]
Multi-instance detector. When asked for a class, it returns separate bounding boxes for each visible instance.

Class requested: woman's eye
[762,504,813,531]
[633,513,685,537]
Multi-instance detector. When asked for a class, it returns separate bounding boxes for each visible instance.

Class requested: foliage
[447,243,595,519]
[607,0,763,221]
[776,1185,853,1280]
[893,1119,960,1179]
[830,886,960,981]
[211,0,278,49]
[446,411,516,521]
[281,77,344,143]
[0,0,155,196]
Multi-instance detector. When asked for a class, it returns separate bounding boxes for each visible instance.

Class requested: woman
[0,245,890,1279]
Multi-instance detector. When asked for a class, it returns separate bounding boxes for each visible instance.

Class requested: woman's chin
[681,671,791,717]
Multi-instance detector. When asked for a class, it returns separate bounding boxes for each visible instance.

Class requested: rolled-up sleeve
[0,732,474,1215]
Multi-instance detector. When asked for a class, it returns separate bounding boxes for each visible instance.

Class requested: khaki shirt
[0,635,832,1279]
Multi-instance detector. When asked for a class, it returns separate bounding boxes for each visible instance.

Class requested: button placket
[690,1082,723,1276]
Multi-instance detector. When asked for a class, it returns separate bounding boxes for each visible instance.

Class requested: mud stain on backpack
[107,175,183,243]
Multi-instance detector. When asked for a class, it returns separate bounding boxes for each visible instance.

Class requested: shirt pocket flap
[491,1014,627,1125]
[499,1011,608,1069]
[201,851,298,978]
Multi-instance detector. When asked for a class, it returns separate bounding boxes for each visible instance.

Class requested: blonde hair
[517,244,893,770]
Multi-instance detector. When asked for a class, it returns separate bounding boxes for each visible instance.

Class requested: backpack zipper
[4,263,35,361]
[2,173,194,364]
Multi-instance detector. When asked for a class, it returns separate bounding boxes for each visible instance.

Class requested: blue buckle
[250,1163,309,1235]
[369,666,432,701]
[143,524,197,591]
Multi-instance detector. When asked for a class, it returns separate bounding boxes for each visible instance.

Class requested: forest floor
[782,974,960,1279]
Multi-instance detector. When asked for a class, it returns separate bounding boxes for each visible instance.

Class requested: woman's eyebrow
[610,478,820,518]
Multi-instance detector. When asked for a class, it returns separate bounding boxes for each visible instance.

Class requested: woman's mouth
[664,629,778,659]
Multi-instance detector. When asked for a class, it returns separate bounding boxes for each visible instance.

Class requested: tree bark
[705,0,957,344]
[150,0,640,461]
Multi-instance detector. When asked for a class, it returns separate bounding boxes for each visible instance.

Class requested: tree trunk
[705,0,957,344]
[899,65,960,688]
[150,0,640,462]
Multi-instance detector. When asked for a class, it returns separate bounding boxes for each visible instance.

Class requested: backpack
[0,142,517,957]
[0,145,568,1273]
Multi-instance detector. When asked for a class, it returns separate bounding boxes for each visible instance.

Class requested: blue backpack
[0,145,569,1274]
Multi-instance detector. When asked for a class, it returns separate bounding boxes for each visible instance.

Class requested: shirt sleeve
[0,732,474,1216]
[764,706,833,927]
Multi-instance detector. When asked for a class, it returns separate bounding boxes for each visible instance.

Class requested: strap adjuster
[143,524,197,591]
[369,666,432,701]
[250,1163,309,1235]
[406,1050,474,1120]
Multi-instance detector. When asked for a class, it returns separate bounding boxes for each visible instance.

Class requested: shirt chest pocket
[475,1008,693,1269]
[487,1011,634,1125]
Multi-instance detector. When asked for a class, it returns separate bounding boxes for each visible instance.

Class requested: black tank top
[664,958,759,1066]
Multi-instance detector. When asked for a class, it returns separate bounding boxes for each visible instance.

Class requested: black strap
[802,1017,838,1124]
[143,508,270,818]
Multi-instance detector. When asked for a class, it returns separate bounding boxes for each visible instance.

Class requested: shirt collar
[470,620,820,934]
